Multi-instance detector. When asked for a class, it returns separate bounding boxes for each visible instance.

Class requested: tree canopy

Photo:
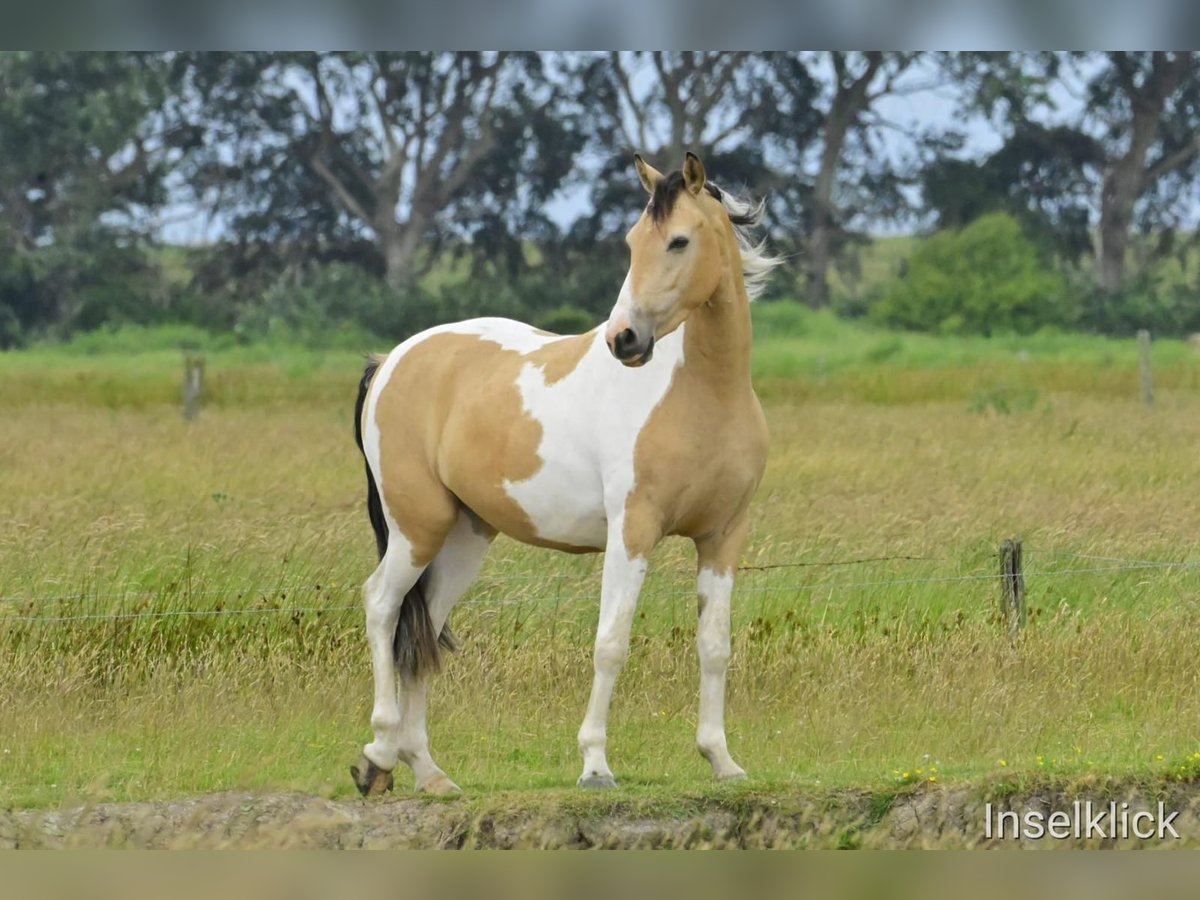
[1,51,1199,346]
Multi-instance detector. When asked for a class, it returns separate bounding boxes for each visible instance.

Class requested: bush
[0,230,167,346]
[222,258,624,348]
[0,302,22,349]
[235,264,443,347]
[43,323,232,356]
[535,305,598,335]
[1077,277,1200,338]
[871,213,1072,336]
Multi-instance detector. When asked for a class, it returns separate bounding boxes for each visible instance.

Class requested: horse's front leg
[577,519,652,788]
[694,518,750,780]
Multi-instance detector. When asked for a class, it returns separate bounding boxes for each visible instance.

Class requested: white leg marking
[362,536,423,771]
[577,530,648,788]
[395,512,492,793]
[696,567,746,780]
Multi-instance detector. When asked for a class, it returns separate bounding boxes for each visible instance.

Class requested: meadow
[3,305,1200,828]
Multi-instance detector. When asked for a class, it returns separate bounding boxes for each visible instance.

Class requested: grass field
[3,307,1200,820]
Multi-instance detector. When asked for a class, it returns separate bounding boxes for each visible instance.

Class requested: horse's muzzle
[609,329,655,367]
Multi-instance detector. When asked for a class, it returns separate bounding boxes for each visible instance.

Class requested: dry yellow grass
[2,345,1200,811]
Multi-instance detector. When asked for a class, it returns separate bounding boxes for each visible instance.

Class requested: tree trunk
[805,224,833,311]
[1097,168,1137,294]
[1096,103,1156,295]
[1093,51,1193,295]
[806,101,860,311]
[806,138,841,311]
[381,224,422,292]
[804,52,882,311]
[378,194,437,291]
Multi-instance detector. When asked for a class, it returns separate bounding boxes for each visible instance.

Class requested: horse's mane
[705,182,783,301]
[647,169,783,301]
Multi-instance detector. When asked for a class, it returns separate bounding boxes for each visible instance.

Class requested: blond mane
[707,183,784,301]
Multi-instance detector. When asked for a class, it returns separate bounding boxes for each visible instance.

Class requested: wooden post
[1137,329,1153,407]
[183,353,205,422]
[999,539,1026,642]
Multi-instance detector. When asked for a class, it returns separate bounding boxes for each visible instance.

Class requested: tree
[764,52,923,309]
[1083,52,1200,293]
[0,52,192,340]
[922,123,1104,264]
[571,52,787,239]
[190,52,580,290]
[590,51,753,163]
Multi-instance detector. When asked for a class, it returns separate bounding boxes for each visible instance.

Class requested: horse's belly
[504,458,608,550]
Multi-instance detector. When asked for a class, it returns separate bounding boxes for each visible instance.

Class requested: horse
[349,152,780,796]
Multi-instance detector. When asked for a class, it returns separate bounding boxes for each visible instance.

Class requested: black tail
[392,568,457,681]
[354,356,456,681]
[354,357,389,561]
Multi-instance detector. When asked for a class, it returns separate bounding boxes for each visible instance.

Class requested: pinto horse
[350,153,780,796]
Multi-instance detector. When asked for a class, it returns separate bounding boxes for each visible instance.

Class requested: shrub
[871,213,1072,335]
[534,305,598,335]
[1077,277,1200,338]
[235,264,443,346]
[48,323,231,355]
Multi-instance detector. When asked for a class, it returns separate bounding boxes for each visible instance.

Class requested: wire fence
[2,552,1198,625]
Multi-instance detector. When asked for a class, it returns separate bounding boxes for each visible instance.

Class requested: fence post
[999,539,1026,642]
[1138,329,1153,408]
[183,353,205,422]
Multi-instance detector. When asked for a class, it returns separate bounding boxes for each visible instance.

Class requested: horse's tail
[354,355,389,561]
[354,354,456,681]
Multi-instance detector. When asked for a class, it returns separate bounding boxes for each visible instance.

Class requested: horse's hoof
[350,754,394,797]
[418,773,462,796]
[716,767,748,782]
[577,772,618,789]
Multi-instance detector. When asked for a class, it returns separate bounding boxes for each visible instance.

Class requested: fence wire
[2,554,1198,625]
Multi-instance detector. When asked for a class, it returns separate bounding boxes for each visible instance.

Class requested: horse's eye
[668,236,689,252]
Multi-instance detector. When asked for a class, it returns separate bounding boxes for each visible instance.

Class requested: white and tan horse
[350,152,779,795]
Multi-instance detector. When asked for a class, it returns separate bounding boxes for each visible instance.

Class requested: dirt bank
[4,782,1200,848]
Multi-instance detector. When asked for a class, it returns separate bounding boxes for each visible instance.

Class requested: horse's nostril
[614,328,637,356]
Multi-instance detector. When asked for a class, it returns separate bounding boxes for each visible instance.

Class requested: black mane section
[648,170,686,224]
[649,170,752,226]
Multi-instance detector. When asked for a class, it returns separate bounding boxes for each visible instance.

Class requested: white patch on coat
[505,322,685,549]
[697,567,734,606]
[605,272,634,333]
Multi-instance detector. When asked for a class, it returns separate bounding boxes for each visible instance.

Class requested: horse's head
[605,152,728,367]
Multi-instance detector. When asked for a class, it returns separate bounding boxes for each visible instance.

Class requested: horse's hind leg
[394,510,494,795]
[353,535,426,796]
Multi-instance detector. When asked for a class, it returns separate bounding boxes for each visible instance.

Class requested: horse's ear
[683,152,706,196]
[634,154,663,195]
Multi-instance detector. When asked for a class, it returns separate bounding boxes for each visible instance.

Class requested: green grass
[5,307,1199,410]
[3,311,1200,810]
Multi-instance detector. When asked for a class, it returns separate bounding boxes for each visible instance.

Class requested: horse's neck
[681,261,754,396]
